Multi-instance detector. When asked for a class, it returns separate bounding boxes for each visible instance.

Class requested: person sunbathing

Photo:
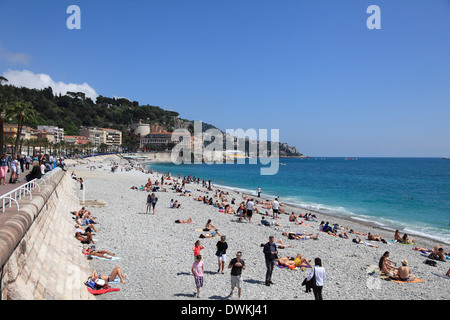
[288,212,298,223]
[175,217,193,224]
[204,219,217,231]
[282,231,318,240]
[428,246,446,261]
[91,266,127,284]
[261,217,282,227]
[294,220,314,227]
[276,253,312,268]
[75,231,95,245]
[199,229,222,238]
[352,236,379,248]
[224,205,235,214]
[348,229,367,236]
[379,251,398,276]
[412,246,431,252]
[329,231,349,239]
[401,234,414,244]
[393,260,415,281]
[368,233,387,243]
[85,247,116,259]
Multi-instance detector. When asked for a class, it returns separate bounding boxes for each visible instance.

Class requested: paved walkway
[0,167,33,225]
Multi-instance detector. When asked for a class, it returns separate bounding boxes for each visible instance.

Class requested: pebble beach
[68,156,450,301]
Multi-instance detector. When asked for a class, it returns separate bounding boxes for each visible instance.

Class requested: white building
[37,126,65,143]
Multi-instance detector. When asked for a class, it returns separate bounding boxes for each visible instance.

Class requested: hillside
[0,84,303,156]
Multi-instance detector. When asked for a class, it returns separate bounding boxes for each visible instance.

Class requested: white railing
[0,167,62,213]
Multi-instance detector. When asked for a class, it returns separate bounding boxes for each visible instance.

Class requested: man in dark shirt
[228,251,245,299]
[263,236,278,286]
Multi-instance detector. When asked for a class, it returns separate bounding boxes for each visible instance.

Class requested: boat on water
[443,157,450,160]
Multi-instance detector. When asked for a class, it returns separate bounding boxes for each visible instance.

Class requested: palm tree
[0,100,13,153]
[4,135,15,153]
[41,138,49,155]
[53,141,60,157]
[48,141,54,155]
[24,139,32,156]
[11,100,36,155]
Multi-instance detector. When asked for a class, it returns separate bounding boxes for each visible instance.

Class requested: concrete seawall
[0,169,94,300]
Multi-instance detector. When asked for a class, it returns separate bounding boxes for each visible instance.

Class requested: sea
[146,157,450,244]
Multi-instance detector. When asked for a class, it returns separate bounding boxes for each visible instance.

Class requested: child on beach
[193,240,204,260]
[192,255,204,298]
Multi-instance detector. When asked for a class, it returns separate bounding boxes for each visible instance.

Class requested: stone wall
[0,169,94,300]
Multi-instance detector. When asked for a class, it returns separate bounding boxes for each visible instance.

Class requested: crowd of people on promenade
[0,153,66,186]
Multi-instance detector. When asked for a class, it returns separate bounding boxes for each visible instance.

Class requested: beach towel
[391,277,423,284]
[109,276,127,284]
[90,255,121,261]
[87,287,120,295]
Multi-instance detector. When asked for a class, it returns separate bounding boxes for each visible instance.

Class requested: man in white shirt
[246,199,254,223]
[272,198,280,219]
[306,257,326,300]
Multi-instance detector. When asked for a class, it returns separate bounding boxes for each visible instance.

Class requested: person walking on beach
[192,255,204,298]
[228,251,246,299]
[257,186,261,198]
[150,193,158,214]
[272,197,280,220]
[263,236,278,286]
[216,236,228,274]
[246,198,254,223]
[306,257,326,300]
[146,194,152,214]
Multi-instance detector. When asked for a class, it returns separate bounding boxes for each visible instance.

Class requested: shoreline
[140,161,448,248]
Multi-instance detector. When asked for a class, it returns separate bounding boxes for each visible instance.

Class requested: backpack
[424,259,437,267]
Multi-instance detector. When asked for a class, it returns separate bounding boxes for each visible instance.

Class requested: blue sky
[0,0,449,157]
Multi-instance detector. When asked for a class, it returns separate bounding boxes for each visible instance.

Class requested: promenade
[0,167,32,226]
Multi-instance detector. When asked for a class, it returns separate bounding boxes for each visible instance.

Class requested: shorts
[194,276,204,288]
[217,254,226,262]
[231,275,243,288]
[272,209,279,214]
[247,210,253,217]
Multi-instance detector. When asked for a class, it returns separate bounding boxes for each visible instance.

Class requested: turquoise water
[147,158,450,244]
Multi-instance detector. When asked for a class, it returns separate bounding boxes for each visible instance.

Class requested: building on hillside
[79,127,122,152]
[64,135,90,146]
[139,130,190,150]
[79,127,106,150]
[37,126,65,143]
[100,128,122,150]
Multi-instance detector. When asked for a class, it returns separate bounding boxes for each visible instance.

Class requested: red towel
[87,287,120,295]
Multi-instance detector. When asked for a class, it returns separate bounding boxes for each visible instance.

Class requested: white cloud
[1,69,98,100]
